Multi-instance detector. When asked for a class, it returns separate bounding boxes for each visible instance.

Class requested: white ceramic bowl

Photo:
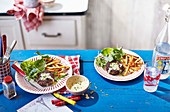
[66,75,89,95]
[40,0,55,8]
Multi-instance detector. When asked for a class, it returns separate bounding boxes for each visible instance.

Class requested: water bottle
[152,4,170,80]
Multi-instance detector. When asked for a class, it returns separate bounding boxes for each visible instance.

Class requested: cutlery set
[0,35,17,64]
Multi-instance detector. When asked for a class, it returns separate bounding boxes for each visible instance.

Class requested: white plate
[94,49,145,81]
[15,55,72,94]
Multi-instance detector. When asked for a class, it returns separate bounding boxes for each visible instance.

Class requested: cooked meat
[106,61,125,75]
[35,71,54,87]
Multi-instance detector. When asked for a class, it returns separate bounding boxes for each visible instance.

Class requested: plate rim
[15,55,72,94]
[94,49,145,81]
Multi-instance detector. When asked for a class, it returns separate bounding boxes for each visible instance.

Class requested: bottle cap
[4,76,13,84]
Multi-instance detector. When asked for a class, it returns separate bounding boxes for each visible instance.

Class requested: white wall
[86,0,170,50]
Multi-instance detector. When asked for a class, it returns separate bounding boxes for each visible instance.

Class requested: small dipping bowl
[66,75,89,95]
[40,0,55,8]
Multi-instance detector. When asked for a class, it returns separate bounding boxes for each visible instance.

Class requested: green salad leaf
[36,51,50,59]
[112,47,125,61]
[95,56,107,69]
[34,58,46,71]
[95,47,126,68]
[101,48,113,56]
[55,73,68,82]
[20,51,48,81]
[20,60,35,75]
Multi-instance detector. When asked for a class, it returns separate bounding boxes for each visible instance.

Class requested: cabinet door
[22,19,77,49]
[0,19,24,49]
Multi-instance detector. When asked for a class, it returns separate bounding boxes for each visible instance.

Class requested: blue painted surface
[0,50,169,112]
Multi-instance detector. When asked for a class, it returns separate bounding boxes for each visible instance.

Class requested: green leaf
[55,73,68,82]
[95,56,107,68]
[20,51,48,81]
[36,51,50,59]
[101,48,113,56]
[34,59,46,71]
[95,47,126,69]
[20,60,35,75]
[36,51,41,55]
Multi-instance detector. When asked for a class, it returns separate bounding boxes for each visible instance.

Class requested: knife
[2,35,7,56]
[12,62,45,90]
[0,37,3,63]
[3,40,17,63]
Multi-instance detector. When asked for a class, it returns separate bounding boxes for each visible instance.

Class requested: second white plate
[94,49,145,81]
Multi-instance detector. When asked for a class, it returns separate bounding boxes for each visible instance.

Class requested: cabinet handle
[42,33,62,38]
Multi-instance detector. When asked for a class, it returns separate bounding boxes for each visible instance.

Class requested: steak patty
[35,71,54,87]
[106,60,125,75]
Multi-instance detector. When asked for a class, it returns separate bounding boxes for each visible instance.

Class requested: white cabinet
[21,16,86,49]
[0,0,88,50]
[0,16,24,49]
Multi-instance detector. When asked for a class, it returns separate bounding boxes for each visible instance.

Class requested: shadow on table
[101,72,144,86]
[161,78,170,85]
[77,89,99,107]
[67,89,99,111]
[152,86,170,102]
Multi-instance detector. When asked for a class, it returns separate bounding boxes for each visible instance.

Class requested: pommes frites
[44,57,70,77]
[121,54,144,76]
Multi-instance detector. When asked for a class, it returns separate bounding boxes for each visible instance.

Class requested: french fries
[122,54,143,76]
[44,58,70,77]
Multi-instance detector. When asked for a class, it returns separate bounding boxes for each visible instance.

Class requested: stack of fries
[44,58,70,77]
[121,54,144,76]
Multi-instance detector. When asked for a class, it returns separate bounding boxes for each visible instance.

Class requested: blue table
[0,50,169,112]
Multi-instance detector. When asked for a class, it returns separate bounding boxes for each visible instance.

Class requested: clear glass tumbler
[143,62,161,92]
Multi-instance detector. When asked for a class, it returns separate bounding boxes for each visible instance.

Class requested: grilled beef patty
[35,71,54,87]
[106,61,125,75]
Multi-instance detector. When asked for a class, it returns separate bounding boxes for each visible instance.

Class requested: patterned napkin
[59,55,80,75]
[7,1,44,32]
[55,55,80,94]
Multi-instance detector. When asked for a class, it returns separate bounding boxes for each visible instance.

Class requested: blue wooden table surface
[0,50,169,112]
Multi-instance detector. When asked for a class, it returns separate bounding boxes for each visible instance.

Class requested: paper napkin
[17,94,73,112]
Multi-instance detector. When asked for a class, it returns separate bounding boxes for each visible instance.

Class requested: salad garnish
[20,51,47,81]
[95,47,125,69]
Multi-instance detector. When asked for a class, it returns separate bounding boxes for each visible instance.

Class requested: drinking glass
[143,62,161,92]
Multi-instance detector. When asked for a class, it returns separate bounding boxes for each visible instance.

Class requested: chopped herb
[74,87,77,90]
[54,71,58,75]
[95,47,126,68]
[55,73,68,82]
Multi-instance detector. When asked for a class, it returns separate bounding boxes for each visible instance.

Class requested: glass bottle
[2,76,17,99]
[152,6,170,80]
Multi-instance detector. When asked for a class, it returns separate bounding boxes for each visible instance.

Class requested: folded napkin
[59,55,80,75]
[7,1,44,32]
[55,55,80,94]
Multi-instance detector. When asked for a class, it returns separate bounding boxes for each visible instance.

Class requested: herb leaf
[95,47,126,68]
[55,73,68,82]
[20,51,49,81]
[101,48,113,56]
